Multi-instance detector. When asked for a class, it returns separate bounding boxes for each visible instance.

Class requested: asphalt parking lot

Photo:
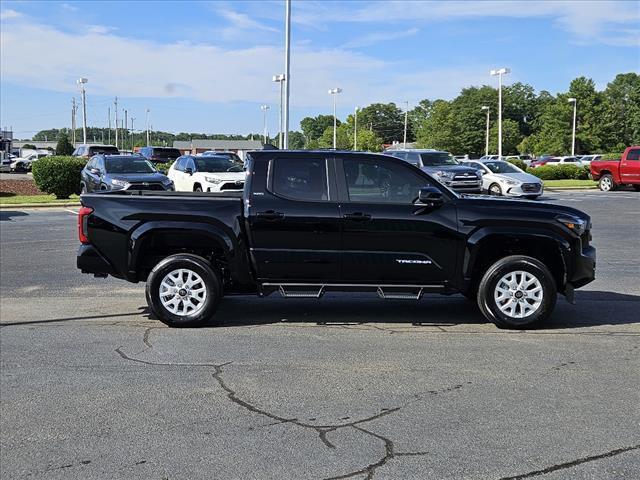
[1,190,639,480]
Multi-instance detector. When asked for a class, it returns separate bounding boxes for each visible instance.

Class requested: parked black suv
[77,150,595,329]
[80,155,174,193]
[386,149,482,193]
[138,146,182,163]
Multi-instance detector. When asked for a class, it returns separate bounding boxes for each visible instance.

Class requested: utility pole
[403,101,409,149]
[354,106,359,151]
[114,97,119,148]
[328,88,342,149]
[130,117,135,150]
[490,68,510,158]
[145,109,150,146]
[283,0,291,149]
[108,107,111,144]
[260,105,270,143]
[77,78,88,144]
[124,109,128,151]
[273,74,285,149]
[481,106,490,156]
[568,98,577,156]
[71,98,77,147]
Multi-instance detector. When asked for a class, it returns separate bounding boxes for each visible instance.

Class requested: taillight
[78,206,93,244]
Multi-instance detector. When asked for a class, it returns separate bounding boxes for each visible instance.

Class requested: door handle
[257,210,285,220]
[344,212,372,221]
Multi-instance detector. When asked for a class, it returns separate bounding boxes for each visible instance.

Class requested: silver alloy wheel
[600,176,612,191]
[493,270,543,319]
[489,183,502,196]
[159,268,207,316]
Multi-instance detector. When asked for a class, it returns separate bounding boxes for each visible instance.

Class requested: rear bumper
[77,244,118,277]
[568,245,596,289]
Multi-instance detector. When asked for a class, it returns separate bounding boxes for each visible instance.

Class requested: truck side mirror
[418,186,444,207]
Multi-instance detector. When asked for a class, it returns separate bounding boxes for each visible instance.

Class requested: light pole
[283,0,291,149]
[328,87,342,149]
[145,109,150,146]
[130,117,135,150]
[260,105,270,144]
[481,105,490,156]
[490,67,510,158]
[273,74,285,149]
[77,77,88,144]
[403,101,409,149]
[568,97,577,156]
[354,106,359,151]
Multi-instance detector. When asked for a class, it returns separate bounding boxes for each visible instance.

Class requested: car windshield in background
[105,157,156,174]
[194,157,242,172]
[484,161,520,174]
[420,153,458,166]
[153,148,181,159]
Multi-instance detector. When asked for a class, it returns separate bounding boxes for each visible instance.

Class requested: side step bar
[261,283,444,300]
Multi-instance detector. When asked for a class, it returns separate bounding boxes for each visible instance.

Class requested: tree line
[31,72,638,156]
[298,72,639,156]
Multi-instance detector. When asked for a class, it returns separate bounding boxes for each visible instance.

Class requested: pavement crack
[498,444,640,479]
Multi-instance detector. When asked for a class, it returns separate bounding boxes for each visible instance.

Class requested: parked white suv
[168,155,245,192]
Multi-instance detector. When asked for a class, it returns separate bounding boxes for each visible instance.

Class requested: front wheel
[477,255,557,329]
[598,174,615,192]
[488,183,502,196]
[145,254,222,327]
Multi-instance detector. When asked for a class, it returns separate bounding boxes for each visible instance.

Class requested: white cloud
[292,0,640,47]
[0,9,22,20]
[343,28,419,48]
[61,3,78,12]
[87,25,117,34]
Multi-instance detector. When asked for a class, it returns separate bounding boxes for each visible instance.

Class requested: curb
[0,202,81,209]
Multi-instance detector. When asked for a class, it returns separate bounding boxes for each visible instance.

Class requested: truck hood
[459,195,589,221]
[422,165,478,175]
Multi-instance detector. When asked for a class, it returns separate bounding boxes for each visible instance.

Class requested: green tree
[415,100,459,152]
[488,119,522,155]
[599,73,640,151]
[288,131,306,149]
[22,143,36,150]
[300,115,337,144]
[55,133,75,155]
[318,124,351,149]
[355,129,383,152]
[354,103,405,144]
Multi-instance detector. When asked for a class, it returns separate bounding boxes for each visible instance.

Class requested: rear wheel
[145,254,221,327]
[598,174,615,192]
[633,185,640,192]
[194,185,203,192]
[477,255,557,329]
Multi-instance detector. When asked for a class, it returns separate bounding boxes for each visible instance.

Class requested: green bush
[601,152,621,161]
[506,159,527,171]
[154,162,171,174]
[32,156,86,199]
[529,164,589,180]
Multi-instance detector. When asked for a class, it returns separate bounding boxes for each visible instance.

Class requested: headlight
[435,171,454,179]
[111,178,129,188]
[504,179,521,186]
[204,176,224,184]
[556,216,587,235]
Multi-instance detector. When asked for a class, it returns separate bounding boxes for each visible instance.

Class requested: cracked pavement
[1,191,639,479]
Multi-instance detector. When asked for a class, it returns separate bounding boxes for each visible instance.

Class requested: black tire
[598,174,616,192]
[194,185,203,192]
[488,183,502,196]
[145,254,222,327]
[476,255,557,329]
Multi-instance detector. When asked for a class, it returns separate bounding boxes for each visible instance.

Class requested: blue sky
[1,1,638,139]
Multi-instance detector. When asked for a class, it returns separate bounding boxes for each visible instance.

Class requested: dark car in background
[138,146,182,164]
[385,149,482,193]
[72,144,120,158]
[80,154,174,193]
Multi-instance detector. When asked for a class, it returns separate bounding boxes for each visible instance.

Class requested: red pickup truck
[590,146,640,191]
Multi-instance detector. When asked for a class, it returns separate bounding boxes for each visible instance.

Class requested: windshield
[194,156,242,172]
[484,161,521,174]
[105,157,156,174]
[419,152,458,166]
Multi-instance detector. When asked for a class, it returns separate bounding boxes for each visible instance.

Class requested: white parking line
[65,209,79,215]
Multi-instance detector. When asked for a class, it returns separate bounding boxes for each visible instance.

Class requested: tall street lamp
[260,105,270,144]
[354,106,359,151]
[328,87,342,149]
[145,109,150,146]
[77,77,88,144]
[481,105,490,156]
[283,0,291,149]
[490,67,510,158]
[403,101,409,149]
[568,97,577,156]
[273,74,285,149]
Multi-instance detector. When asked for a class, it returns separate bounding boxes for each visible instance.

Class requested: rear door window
[271,157,329,201]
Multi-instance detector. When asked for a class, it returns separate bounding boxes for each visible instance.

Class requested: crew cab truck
[77,150,596,329]
[590,146,640,191]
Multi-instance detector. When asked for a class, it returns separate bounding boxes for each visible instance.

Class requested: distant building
[173,139,264,160]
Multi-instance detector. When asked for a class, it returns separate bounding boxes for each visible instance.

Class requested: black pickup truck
[77,150,596,329]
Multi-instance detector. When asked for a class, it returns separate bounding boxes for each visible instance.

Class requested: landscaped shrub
[601,152,622,161]
[506,159,528,171]
[529,164,589,180]
[154,162,171,174]
[32,156,86,199]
